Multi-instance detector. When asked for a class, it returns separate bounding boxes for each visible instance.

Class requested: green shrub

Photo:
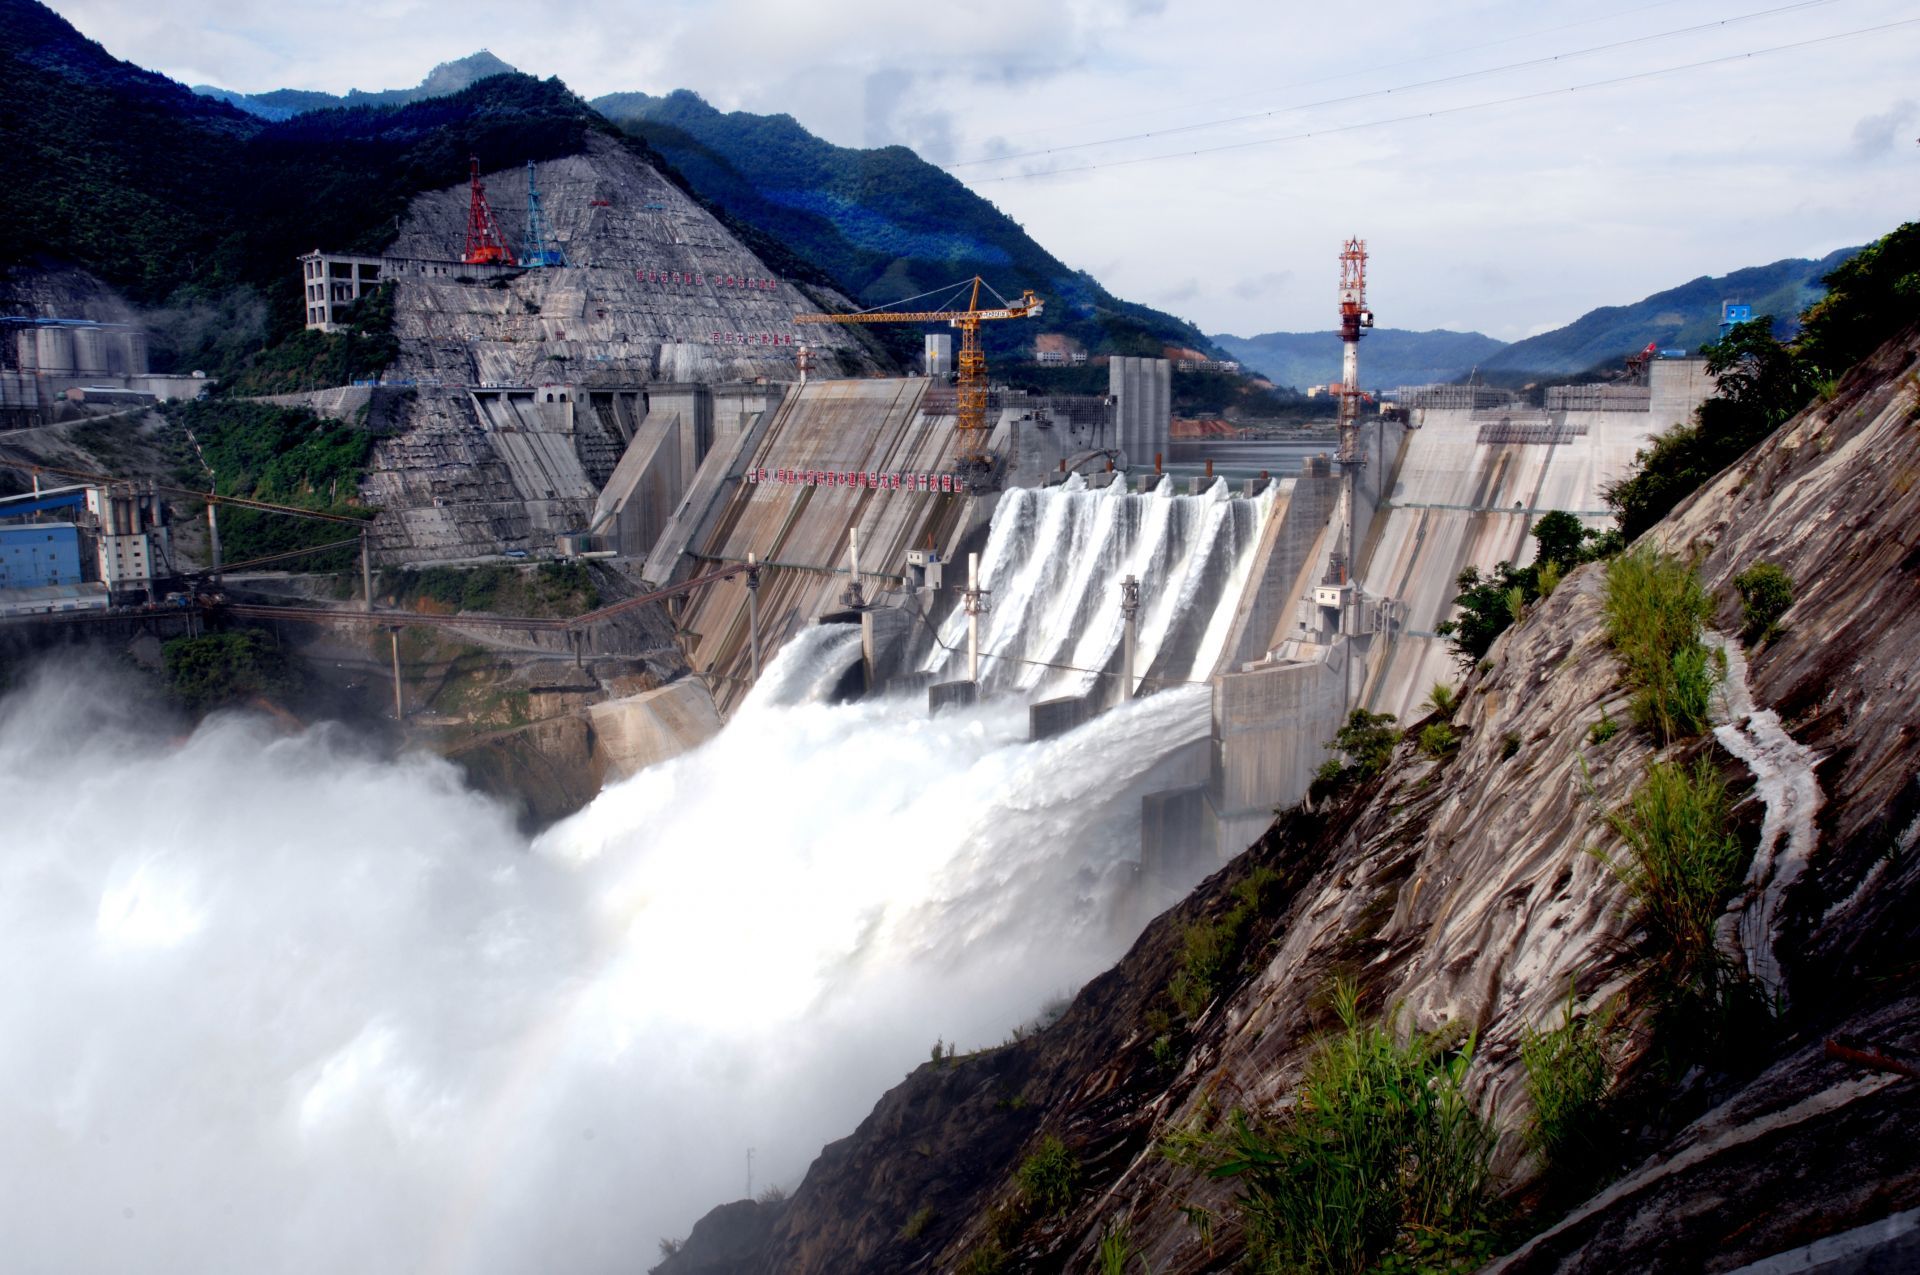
[1588,711,1619,746]
[1598,758,1744,1012]
[1521,992,1616,1166]
[1436,513,1614,669]
[898,1204,935,1242]
[1167,865,1284,1020]
[1603,547,1717,743]
[1421,682,1459,718]
[1733,561,1794,646]
[1198,985,1497,1275]
[163,630,301,711]
[1418,722,1459,758]
[1016,1135,1080,1217]
[1322,709,1399,786]
[1500,732,1522,761]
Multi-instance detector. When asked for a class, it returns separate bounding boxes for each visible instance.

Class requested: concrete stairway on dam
[670,378,980,714]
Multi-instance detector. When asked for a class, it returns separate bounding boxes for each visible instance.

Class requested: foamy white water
[926,476,1274,698]
[0,631,1213,1272]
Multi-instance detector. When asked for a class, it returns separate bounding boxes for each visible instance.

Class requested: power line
[972,0,1695,148]
[950,0,1840,171]
[973,15,1920,184]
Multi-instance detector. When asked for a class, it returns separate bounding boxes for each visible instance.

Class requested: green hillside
[1481,249,1858,379]
[1210,327,1509,392]
[592,89,1225,363]
[0,0,695,374]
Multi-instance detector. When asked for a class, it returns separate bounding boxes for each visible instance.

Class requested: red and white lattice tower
[1336,237,1374,466]
[463,156,515,266]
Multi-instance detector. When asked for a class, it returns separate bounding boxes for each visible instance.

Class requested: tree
[1532,510,1591,571]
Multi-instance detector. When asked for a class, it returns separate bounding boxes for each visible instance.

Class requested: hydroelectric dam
[596,352,1712,888]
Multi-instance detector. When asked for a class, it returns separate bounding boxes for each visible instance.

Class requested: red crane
[464,156,515,266]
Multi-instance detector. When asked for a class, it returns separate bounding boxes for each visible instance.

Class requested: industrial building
[299,251,518,332]
[0,481,175,615]
[0,317,207,429]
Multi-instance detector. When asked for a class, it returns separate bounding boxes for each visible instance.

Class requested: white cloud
[39,0,1920,338]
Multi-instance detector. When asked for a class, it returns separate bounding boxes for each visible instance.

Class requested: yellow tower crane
[795,276,1044,467]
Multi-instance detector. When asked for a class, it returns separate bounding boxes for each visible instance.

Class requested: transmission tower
[520,161,567,268]
[463,156,515,266]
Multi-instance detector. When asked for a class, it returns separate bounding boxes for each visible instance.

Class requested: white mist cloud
[0,637,1207,1268]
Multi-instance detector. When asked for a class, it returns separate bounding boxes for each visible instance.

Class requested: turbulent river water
[0,633,1213,1271]
[0,480,1276,1270]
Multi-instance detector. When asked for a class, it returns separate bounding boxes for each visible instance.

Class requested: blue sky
[44,0,1920,339]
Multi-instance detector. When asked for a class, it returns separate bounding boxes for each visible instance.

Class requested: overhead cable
[972,16,1920,184]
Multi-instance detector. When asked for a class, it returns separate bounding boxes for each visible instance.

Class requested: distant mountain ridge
[1217,248,1860,391]
[591,89,1226,362]
[1481,249,1857,378]
[192,51,520,121]
[1211,328,1508,393]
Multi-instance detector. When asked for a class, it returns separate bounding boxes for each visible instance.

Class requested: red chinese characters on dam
[747,469,963,493]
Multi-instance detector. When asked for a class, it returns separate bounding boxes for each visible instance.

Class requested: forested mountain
[0,0,728,371]
[1481,249,1857,378]
[592,89,1225,362]
[1210,327,1509,392]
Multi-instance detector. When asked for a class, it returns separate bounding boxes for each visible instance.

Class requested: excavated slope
[658,325,1920,1274]
[359,134,885,562]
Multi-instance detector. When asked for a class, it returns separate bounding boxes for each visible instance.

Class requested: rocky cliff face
[658,324,1920,1273]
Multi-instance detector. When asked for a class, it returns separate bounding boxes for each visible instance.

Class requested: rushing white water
[0,635,1214,1273]
[926,475,1274,698]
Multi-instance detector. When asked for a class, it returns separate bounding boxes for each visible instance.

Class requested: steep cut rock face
[658,326,1920,1274]
[360,134,886,561]
[1488,322,1920,1273]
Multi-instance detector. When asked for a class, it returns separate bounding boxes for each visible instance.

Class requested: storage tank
[14,330,36,371]
[72,326,106,375]
[34,327,75,374]
[124,330,150,376]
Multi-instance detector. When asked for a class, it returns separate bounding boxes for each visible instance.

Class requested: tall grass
[1599,758,1744,1012]
[1520,991,1616,1167]
[1167,865,1283,1021]
[1603,547,1717,743]
[1199,985,1496,1275]
[1015,1135,1080,1217]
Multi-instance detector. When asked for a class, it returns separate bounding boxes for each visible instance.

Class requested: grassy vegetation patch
[1174,985,1497,1275]
[1602,547,1718,744]
[1520,992,1618,1169]
[1597,757,1745,1020]
[162,630,301,711]
[381,562,599,618]
[1167,865,1285,1021]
